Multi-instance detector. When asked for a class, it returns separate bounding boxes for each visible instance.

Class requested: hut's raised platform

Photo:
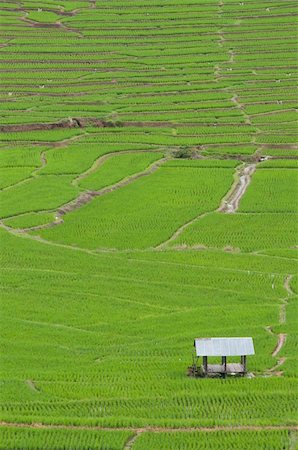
[202,363,245,376]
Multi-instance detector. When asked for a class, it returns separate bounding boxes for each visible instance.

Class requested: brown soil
[0,118,217,132]
[26,380,40,393]
[0,6,77,16]
[0,118,82,133]
[251,108,295,117]
[124,432,142,449]
[21,17,62,29]
[279,302,286,324]
[20,16,83,37]
[267,357,286,374]
[218,164,256,213]
[57,157,168,216]
[284,274,294,296]
[231,94,252,125]
[21,218,64,233]
[272,333,287,357]
[156,212,211,250]
[260,144,298,150]
[73,149,163,187]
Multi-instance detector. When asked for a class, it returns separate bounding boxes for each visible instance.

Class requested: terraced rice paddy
[0,0,297,448]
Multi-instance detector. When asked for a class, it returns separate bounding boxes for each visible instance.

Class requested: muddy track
[20,17,83,37]
[263,273,294,375]
[0,118,83,133]
[156,160,256,249]
[156,212,211,250]
[57,157,168,216]
[26,380,40,393]
[260,144,298,150]
[251,108,295,117]
[267,358,286,376]
[0,118,230,132]
[73,149,163,187]
[0,118,173,133]
[124,432,141,449]
[231,94,252,125]
[264,327,286,375]
[280,301,287,324]
[284,274,294,296]
[218,164,256,213]
[0,422,297,433]
[1,151,47,193]
[3,7,78,16]
[279,274,294,324]
[272,333,287,357]
[20,218,64,233]
[2,157,168,233]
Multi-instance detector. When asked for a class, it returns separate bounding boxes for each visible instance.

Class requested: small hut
[191,337,255,377]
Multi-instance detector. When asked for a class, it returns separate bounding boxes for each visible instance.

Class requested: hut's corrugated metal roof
[194,337,255,356]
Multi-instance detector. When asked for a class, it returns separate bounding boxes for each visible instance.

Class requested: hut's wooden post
[241,355,247,372]
[203,356,208,374]
[221,356,227,373]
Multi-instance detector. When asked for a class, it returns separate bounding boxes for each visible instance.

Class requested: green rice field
[0,0,297,448]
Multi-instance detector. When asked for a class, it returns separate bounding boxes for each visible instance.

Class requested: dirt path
[57,157,168,217]
[280,301,287,324]
[124,432,142,449]
[1,150,47,193]
[155,212,210,250]
[280,275,294,324]
[218,164,256,213]
[260,144,298,151]
[284,274,294,296]
[156,161,255,249]
[272,333,287,357]
[263,273,295,375]
[20,16,83,37]
[0,422,297,433]
[251,108,295,117]
[26,380,40,393]
[0,117,251,133]
[20,218,64,233]
[0,118,83,133]
[73,149,162,187]
[1,156,168,233]
[231,94,252,125]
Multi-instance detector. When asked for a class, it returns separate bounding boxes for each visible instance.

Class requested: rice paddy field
[0,0,297,448]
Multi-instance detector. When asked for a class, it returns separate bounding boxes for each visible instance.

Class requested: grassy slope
[1,229,297,428]
[0,0,297,448]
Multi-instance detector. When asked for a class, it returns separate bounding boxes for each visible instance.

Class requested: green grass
[0,167,33,189]
[0,147,44,168]
[0,130,84,143]
[0,0,297,448]
[3,212,56,229]
[78,151,164,190]
[171,212,298,252]
[0,176,78,219]
[1,230,297,429]
[40,144,155,175]
[258,159,298,169]
[133,430,295,450]
[0,427,132,450]
[239,169,298,213]
[38,162,235,250]
[27,11,59,23]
